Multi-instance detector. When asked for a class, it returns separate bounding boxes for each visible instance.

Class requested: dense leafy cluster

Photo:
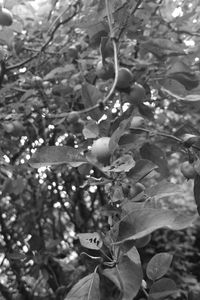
[0,0,200,300]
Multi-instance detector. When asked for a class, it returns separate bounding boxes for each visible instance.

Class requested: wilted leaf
[140,143,169,178]
[128,159,158,181]
[65,272,100,300]
[103,247,142,300]
[149,278,177,300]
[194,174,200,215]
[29,146,87,168]
[114,208,197,244]
[145,180,182,200]
[146,252,173,281]
[77,232,103,250]
[82,83,103,120]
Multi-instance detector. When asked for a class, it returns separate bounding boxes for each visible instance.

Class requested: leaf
[134,234,151,248]
[111,185,124,202]
[113,208,197,244]
[188,290,200,300]
[140,143,169,178]
[167,60,193,75]
[167,72,199,91]
[28,234,44,251]
[65,272,100,300]
[0,28,14,46]
[128,159,158,182]
[100,37,114,60]
[103,154,135,173]
[146,252,173,281]
[138,103,154,120]
[7,251,26,260]
[140,38,186,59]
[77,232,103,250]
[103,247,142,300]
[44,64,75,80]
[194,159,200,176]
[81,83,103,121]
[29,146,87,168]
[109,118,132,153]
[87,21,108,47]
[194,174,200,215]
[145,180,182,200]
[83,120,99,139]
[149,278,177,300]
[2,177,27,196]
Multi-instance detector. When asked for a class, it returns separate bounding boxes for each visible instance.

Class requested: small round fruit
[128,83,146,104]
[67,111,80,124]
[130,116,144,128]
[91,137,111,164]
[0,8,13,26]
[96,60,115,80]
[116,68,133,90]
[180,161,197,179]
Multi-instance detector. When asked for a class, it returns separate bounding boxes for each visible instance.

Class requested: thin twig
[130,127,200,152]
[48,1,119,118]
[6,2,79,71]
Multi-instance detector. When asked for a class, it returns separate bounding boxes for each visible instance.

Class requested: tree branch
[6,2,79,72]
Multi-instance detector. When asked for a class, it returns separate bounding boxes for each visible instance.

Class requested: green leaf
[146,252,173,281]
[140,143,169,178]
[44,65,75,80]
[29,146,87,168]
[188,290,200,300]
[103,247,142,300]
[65,272,100,300]
[81,83,103,121]
[77,232,103,250]
[145,180,182,200]
[113,208,197,244]
[138,103,154,120]
[100,37,114,60]
[140,38,186,59]
[194,174,200,215]
[2,176,27,196]
[103,154,135,173]
[128,159,158,182]
[7,251,26,260]
[109,117,133,153]
[148,278,177,300]
[167,72,199,91]
[83,120,99,139]
[134,234,151,249]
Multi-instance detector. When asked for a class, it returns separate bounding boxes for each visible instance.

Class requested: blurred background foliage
[0,0,200,299]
